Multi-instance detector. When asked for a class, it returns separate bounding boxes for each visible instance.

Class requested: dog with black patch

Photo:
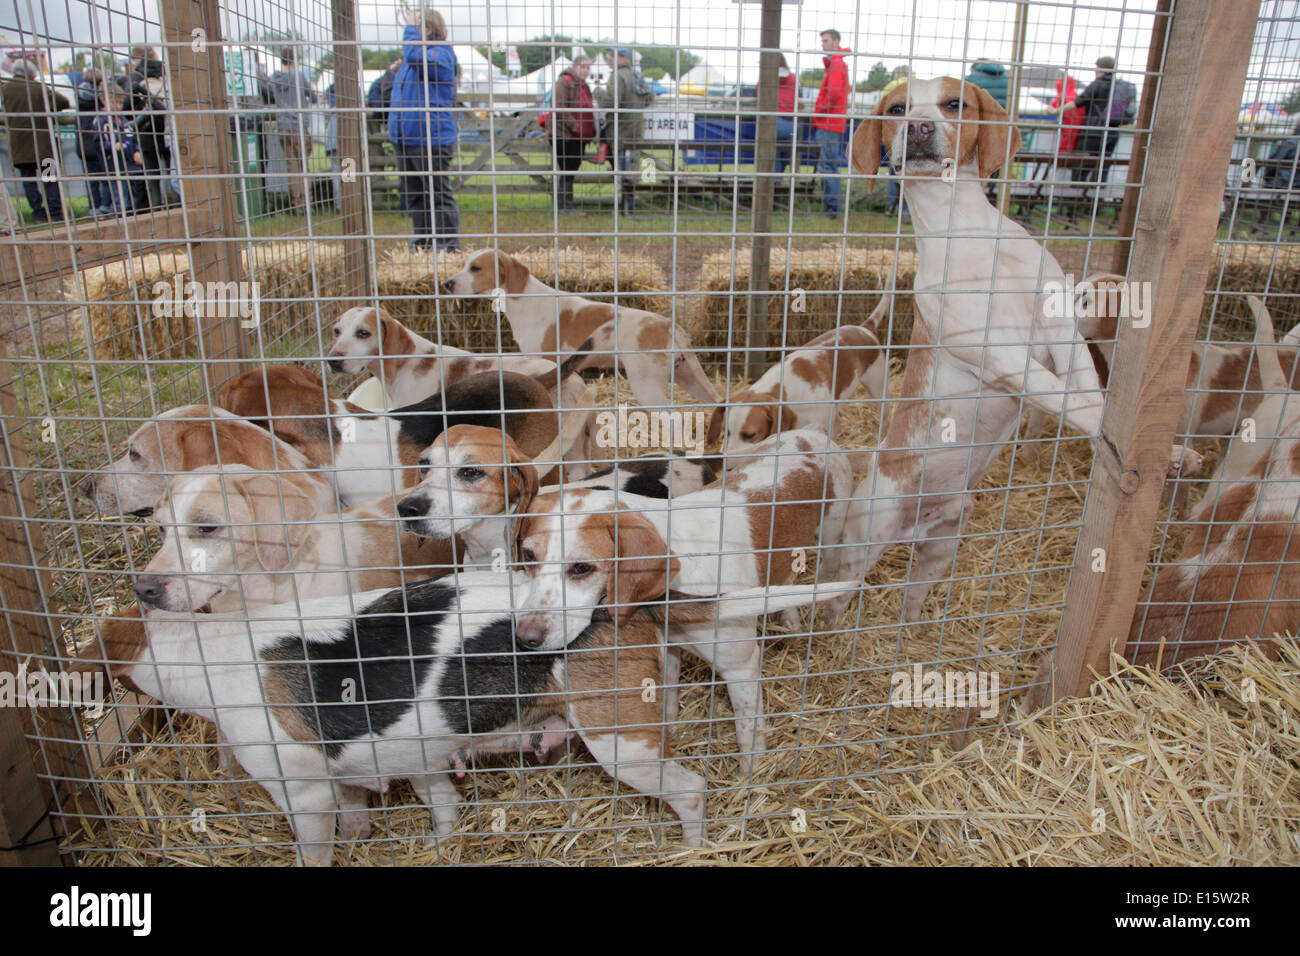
[81,572,713,865]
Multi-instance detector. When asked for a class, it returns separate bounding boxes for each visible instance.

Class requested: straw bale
[689,245,918,368]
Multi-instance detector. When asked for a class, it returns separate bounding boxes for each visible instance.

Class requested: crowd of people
[1,15,1155,243]
[0,44,180,232]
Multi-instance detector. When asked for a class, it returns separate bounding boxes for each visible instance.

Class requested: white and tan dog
[844,77,1202,622]
[444,250,721,409]
[708,316,887,455]
[78,404,335,517]
[397,425,716,568]
[327,306,591,429]
[133,465,456,613]
[511,429,861,769]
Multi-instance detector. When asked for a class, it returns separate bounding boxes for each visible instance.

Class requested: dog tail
[644,580,862,625]
[1248,295,1287,392]
[863,293,891,334]
[545,337,594,382]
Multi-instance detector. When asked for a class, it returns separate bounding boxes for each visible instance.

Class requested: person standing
[269,46,317,214]
[94,79,141,215]
[389,9,460,251]
[75,68,113,217]
[366,60,400,134]
[597,47,652,216]
[812,29,850,218]
[2,60,71,223]
[965,60,1009,108]
[1051,73,1084,154]
[1058,55,1136,182]
[551,55,595,214]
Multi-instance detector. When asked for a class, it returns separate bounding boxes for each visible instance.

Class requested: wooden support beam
[1041,0,1258,706]
[1112,0,1174,276]
[0,356,80,865]
[745,0,782,381]
[160,0,246,400]
[333,0,372,310]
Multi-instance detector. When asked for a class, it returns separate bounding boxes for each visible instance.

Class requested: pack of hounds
[71,78,1300,864]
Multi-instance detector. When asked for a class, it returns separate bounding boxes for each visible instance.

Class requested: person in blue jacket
[389,8,460,251]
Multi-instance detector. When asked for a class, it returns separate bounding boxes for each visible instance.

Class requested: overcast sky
[2,0,1297,98]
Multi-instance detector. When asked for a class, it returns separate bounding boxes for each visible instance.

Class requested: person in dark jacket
[75,69,113,216]
[269,46,318,214]
[965,60,1009,108]
[1262,120,1300,190]
[1059,56,1136,181]
[2,60,71,222]
[389,8,460,251]
[128,80,173,209]
[94,80,142,215]
[551,55,595,214]
[366,60,400,133]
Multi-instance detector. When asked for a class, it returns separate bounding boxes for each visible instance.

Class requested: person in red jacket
[813,29,850,217]
[1051,74,1084,154]
[551,55,596,214]
[774,54,798,175]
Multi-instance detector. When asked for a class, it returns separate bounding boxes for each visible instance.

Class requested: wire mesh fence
[0,0,1293,866]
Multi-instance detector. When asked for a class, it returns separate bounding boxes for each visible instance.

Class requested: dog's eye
[520,548,537,565]
[569,562,594,579]
[887,103,905,115]
[195,526,218,535]
[128,448,142,462]
[332,327,340,337]
[741,431,756,441]
[457,467,485,481]
[469,265,479,272]
[356,329,370,339]
[944,98,963,112]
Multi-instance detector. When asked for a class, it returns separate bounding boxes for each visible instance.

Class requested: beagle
[396,425,716,566]
[1071,278,1300,440]
[708,318,887,455]
[511,428,859,769]
[844,77,1202,623]
[77,404,334,518]
[80,574,712,865]
[133,464,456,612]
[327,306,592,436]
[1128,430,1300,671]
[216,364,576,504]
[444,250,721,409]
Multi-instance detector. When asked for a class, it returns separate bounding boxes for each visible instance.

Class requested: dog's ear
[706,405,726,445]
[608,511,679,624]
[496,252,530,295]
[512,508,538,564]
[176,422,220,470]
[971,83,1021,181]
[505,438,539,518]
[776,402,799,434]
[850,88,894,175]
[236,473,314,572]
[71,604,148,685]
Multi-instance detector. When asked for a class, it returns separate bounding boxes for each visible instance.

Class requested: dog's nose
[442,278,456,294]
[516,619,547,650]
[907,120,935,140]
[327,358,344,373]
[133,578,164,608]
[397,495,427,518]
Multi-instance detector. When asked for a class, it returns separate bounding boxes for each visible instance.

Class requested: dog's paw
[1168,444,1204,479]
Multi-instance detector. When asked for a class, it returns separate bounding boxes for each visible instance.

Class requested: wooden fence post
[1041,0,1259,705]
[333,0,372,309]
[160,0,246,398]
[744,0,783,381]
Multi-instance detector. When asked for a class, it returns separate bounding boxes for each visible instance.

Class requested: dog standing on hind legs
[843,77,1203,623]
